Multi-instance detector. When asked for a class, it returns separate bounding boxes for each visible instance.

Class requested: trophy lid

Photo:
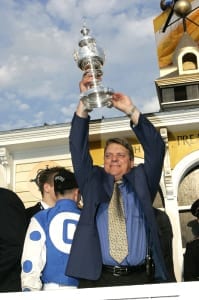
[78,26,95,47]
[75,25,105,70]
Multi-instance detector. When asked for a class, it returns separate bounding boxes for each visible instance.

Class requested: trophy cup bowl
[74,26,114,111]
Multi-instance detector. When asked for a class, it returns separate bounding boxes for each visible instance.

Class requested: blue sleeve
[132,114,165,200]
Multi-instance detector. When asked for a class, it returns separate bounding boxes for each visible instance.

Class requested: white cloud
[0,0,162,130]
[142,96,160,113]
[0,64,16,87]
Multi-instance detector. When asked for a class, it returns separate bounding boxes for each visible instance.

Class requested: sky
[0,0,165,131]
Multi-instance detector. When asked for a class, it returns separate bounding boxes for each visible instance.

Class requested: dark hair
[34,166,66,195]
[104,137,134,160]
[54,169,78,195]
[191,199,199,218]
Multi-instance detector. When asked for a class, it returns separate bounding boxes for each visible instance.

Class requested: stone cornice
[0,109,198,150]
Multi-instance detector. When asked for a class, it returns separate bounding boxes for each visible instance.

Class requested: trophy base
[80,86,114,111]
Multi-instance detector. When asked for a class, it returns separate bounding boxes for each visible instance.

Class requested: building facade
[0,1,199,283]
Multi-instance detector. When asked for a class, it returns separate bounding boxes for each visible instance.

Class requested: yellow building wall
[14,129,199,208]
[168,130,199,169]
[15,158,73,208]
[90,130,199,173]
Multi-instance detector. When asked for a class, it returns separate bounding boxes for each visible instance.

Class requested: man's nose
[111,155,118,161]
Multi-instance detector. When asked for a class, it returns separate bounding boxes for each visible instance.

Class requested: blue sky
[0,0,164,131]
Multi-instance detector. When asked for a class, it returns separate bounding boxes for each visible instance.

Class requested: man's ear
[43,182,51,193]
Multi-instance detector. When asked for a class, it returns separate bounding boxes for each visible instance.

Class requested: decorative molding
[160,128,174,201]
[0,147,10,166]
[0,109,198,147]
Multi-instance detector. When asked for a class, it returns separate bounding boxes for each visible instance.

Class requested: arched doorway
[178,165,199,247]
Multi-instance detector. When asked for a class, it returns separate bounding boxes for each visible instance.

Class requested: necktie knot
[115,179,122,185]
[112,182,124,217]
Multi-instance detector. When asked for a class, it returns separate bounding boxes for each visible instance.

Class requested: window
[174,86,187,101]
[183,53,198,71]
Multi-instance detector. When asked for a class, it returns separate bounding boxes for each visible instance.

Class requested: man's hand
[112,93,140,125]
[79,72,93,93]
[76,73,94,118]
[112,93,134,113]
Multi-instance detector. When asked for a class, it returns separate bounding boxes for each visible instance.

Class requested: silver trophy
[74,25,114,111]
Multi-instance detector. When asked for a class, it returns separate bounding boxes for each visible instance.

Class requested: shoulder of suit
[26,202,43,211]
[187,236,199,245]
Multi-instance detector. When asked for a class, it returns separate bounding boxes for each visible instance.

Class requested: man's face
[104,143,134,181]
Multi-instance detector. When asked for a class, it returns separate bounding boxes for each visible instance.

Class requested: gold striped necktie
[108,180,128,263]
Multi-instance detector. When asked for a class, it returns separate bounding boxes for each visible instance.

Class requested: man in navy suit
[66,74,171,287]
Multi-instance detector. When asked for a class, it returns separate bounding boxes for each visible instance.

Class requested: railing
[1,281,198,299]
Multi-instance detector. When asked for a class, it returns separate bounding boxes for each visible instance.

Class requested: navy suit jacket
[66,113,170,281]
[26,202,44,224]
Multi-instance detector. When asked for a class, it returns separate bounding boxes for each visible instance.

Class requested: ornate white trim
[0,147,10,166]
[160,128,174,201]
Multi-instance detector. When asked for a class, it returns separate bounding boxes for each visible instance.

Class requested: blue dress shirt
[96,179,147,266]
